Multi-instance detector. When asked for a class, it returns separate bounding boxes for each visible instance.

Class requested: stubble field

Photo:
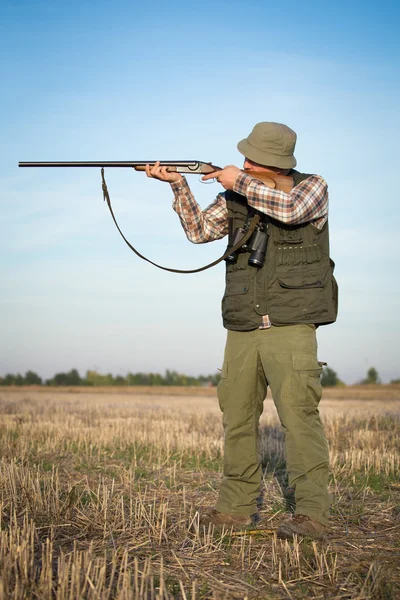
[0,386,399,599]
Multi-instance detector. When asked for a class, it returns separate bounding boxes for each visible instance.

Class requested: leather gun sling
[101,168,260,274]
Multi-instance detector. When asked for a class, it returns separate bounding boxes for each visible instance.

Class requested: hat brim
[237,138,297,169]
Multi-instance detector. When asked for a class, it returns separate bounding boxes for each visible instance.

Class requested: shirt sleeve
[233,172,329,229]
[170,177,228,243]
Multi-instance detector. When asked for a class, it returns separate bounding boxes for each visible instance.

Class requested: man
[145,122,338,539]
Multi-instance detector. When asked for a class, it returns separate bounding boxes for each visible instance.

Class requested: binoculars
[225,225,268,267]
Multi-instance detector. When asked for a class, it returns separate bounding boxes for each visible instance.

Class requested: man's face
[243,158,270,171]
[243,158,290,175]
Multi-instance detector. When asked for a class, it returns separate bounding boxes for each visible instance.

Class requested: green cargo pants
[215,324,330,526]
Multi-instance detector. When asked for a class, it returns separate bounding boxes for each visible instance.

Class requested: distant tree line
[0,366,395,388]
[320,366,391,387]
[0,369,222,387]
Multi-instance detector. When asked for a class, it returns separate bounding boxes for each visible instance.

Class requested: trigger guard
[200,175,216,185]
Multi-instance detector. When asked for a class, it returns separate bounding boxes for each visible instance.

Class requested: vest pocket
[269,266,334,324]
[222,278,257,328]
[224,281,250,296]
[222,281,250,322]
[276,244,322,266]
[278,272,325,289]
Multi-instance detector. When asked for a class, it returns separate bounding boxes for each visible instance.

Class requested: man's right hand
[144,161,183,184]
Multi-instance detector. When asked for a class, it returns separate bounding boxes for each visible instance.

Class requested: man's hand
[144,161,183,184]
[202,165,241,190]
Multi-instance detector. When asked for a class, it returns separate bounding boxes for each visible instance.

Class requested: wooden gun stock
[243,170,293,193]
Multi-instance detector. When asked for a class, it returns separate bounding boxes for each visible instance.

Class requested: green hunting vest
[222,171,338,330]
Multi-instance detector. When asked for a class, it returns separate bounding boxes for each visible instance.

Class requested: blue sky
[1,0,399,383]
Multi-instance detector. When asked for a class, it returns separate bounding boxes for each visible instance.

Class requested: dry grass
[0,387,399,599]
[14,383,400,399]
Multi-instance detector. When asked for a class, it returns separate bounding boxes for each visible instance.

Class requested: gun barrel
[18,161,207,168]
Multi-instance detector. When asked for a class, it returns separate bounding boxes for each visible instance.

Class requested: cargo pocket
[217,361,229,413]
[291,354,323,416]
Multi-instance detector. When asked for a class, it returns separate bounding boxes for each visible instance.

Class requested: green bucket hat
[237,122,297,169]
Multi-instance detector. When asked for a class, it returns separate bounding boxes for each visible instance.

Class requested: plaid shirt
[171,171,329,328]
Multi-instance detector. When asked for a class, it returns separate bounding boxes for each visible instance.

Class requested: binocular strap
[101,168,260,274]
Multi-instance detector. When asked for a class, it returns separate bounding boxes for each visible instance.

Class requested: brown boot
[199,509,255,532]
[277,514,327,540]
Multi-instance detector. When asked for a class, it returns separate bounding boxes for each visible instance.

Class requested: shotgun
[17,160,293,273]
[18,160,294,192]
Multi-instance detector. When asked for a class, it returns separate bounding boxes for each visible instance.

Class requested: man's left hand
[202,165,241,190]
